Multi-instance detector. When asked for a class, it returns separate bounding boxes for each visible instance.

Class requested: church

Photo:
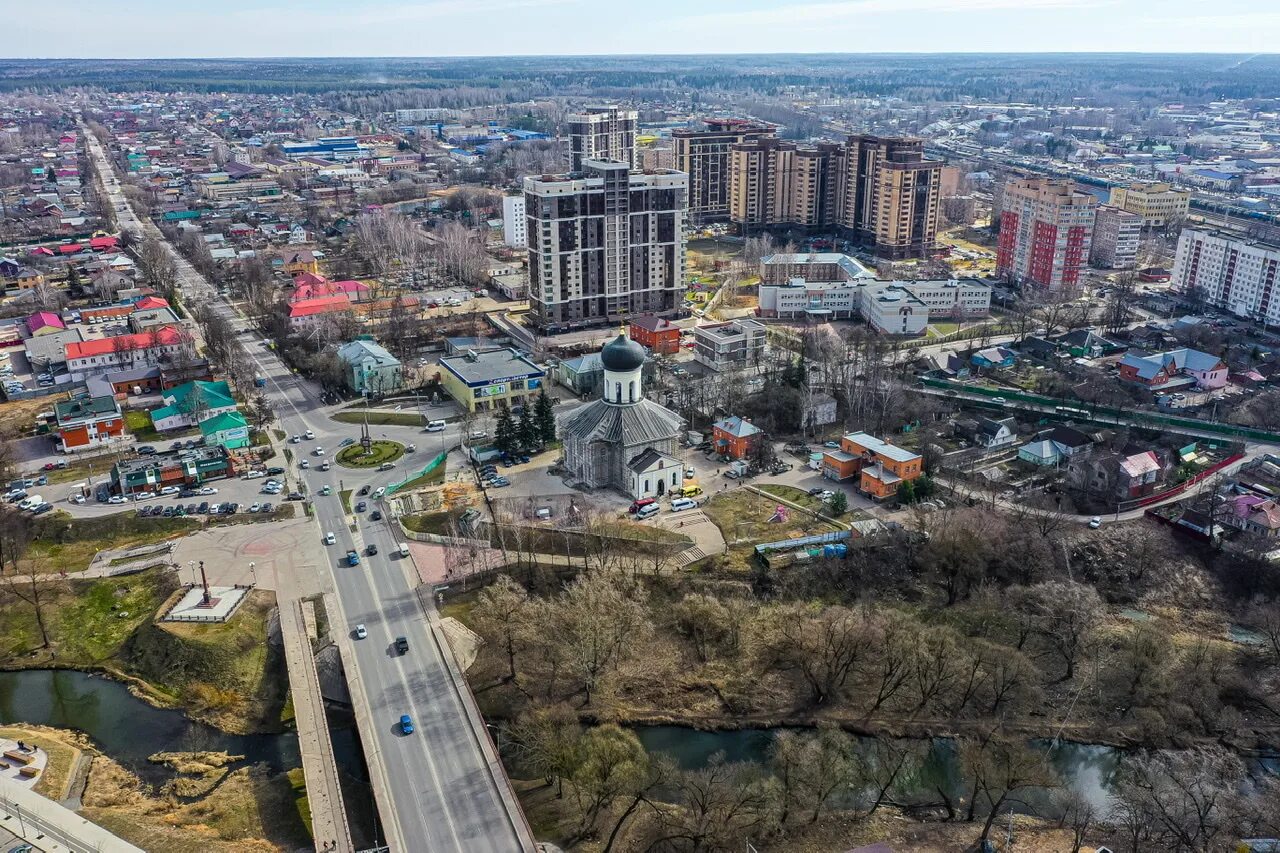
[559,332,684,500]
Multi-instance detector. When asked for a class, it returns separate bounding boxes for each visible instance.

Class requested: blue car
[400,714,415,734]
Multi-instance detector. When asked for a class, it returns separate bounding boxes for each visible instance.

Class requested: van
[635,503,661,520]
[670,497,697,512]
[425,420,446,432]
[679,484,703,498]
[398,542,410,558]
[628,497,656,514]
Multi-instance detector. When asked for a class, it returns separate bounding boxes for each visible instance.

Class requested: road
[85,125,534,853]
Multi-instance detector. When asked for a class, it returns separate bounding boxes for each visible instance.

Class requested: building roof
[64,325,182,360]
[25,311,64,334]
[201,410,249,435]
[1020,438,1060,461]
[1037,425,1094,448]
[1119,450,1161,478]
[337,339,399,367]
[440,347,543,386]
[843,432,920,464]
[600,332,646,372]
[288,294,351,319]
[629,315,678,334]
[559,396,682,448]
[713,416,761,439]
[55,394,119,425]
[761,252,873,279]
[627,446,678,473]
[977,416,1015,437]
[163,379,235,413]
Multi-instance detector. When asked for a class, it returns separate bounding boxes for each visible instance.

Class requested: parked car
[159,485,180,496]
[198,487,218,495]
[356,501,367,512]
[198,501,209,514]
[136,445,157,455]
[1088,516,1102,529]
[358,485,370,496]
[266,467,285,476]
[370,510,382,521]
[354,624,368,640]
[670,497,697,512]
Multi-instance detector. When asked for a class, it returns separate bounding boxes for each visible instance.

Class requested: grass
[331,410,425,427]
[286,766,312,838]
[757,483,828,513]
[24,509,199,575]
[0,394,70,441]
[701,488,842,572]
[336,439,404,468]
[401,510,457,536]
[340,488,352,512]
[123,409,198,444]
[205,504,297,527]
[392,461,447,492]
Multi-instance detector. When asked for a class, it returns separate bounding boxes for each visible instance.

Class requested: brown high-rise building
[726,134,941,258]
[673,119,777,224]
[842,135,941,260]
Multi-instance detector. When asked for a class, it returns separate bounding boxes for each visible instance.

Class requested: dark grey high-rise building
[566,106,638,172]
[673,119,777,225]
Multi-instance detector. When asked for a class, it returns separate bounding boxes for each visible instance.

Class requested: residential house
[64,326,187,381]
[54,395,124,453]
[286,295,355,330]
[1224,495,1280,538]
[279,248,319,276]
[629,315,681,355]
[973,417,1018,449]
[200,411,251,450]
[1070,448,1165,500]
[712,416,762,460]
[970,346,1017,370]
[1119,348,1228,390]
[928,351,972,378]
[6,266,44,289]
[556,352,604,396]
[692,319,767,371]
[25,311,64,336]
[822,431,923,500]
[1017,425,1094,466]
[1052,329,1125,358]
[150,380,237,433]
[336,339,403,395]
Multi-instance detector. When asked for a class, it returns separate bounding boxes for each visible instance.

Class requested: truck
[345,550,360,567]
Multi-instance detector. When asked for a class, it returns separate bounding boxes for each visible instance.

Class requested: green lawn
[757,483,826,513]
[336,440,404,468]
[331,411,426,427]
[25,510,199,575]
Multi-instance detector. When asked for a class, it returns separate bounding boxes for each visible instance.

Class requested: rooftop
[843,431,921,464]
[439,347,544,386]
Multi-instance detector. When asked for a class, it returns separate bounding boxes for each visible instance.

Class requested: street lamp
[249,561,257,587]
[188,560,196,587]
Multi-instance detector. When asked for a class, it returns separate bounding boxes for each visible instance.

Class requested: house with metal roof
[439,347,544,413]
[337,339,403,395]
[150,380,237,432]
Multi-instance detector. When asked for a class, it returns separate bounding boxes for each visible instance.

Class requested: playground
[698,487,843,572]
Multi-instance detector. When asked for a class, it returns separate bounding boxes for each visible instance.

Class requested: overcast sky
[5,0,1279,57]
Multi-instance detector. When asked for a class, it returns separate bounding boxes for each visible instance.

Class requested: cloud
[678,0,1110,28]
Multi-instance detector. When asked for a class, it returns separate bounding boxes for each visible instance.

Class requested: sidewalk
[0,775,143,852]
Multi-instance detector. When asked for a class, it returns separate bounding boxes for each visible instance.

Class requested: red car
[42,462,57,471]
[628,497,656,514]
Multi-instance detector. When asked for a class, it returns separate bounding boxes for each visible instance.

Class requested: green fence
[385,449,448,497]
[918,377,1280,444]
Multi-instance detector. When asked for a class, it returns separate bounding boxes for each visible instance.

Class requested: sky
[4,0,1280,57]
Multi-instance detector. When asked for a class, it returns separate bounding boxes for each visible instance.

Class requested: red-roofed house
[290,279,370,303]
[89,236,120,252]
[65,326,187,380]
[133,296,170,311]
[26,311,65,337]
[629,315,681,354]
[291,271,328,288]
[287,295,354,330]
[1225,495,1280,538]
[57,243,86,256]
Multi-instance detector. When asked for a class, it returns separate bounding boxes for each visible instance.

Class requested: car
[42,462,57,471]
[367,543,378,556]
[249,502,261,513]
[354,624,368,640]
[68,494,86,505]
[300,460,310,469]
[32,502,53,515]
[178,489,196,498]
[724,470,739,479]
[491,477,511,487]
[287,492,305,501]
[370,510,382,521]
[629,497,657,513]
[198,501,209,513]
[319,462,331,471]
[136,445,157,455]
[162,506,175,517]
[394,636,409,655]
[399,714,415,735]
[358,485,370,496]
[243,469,265,479]
[373,487,386,499]
[290,435,301,444]
[159,485,180,496]
[339,438,356,448]
[304,430,315,440]
[685,468,696,479]
[346,550,360,566]
[356,500,367,512]
[320,485,332,496]
[266,467,285,476]
[823,441,841,449]
[1088,516,1102,529]
[133,491,155,501]
[313,447,325,457]
[185,503,197,514]
[324,531,336,545]
[108,495,126,504]
[425,420,446,432]
[405,444,416,453]
[198,486,218,495]
[991,396,1007,404]
[377,462,395,471]
[262,502,274,513]
[229,502,241,513]
[468,430,488,441]
[670,497,697,512]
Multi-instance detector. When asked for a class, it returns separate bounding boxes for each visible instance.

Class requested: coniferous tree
[494,404,517,456]
[517,408,539,453]
[534,389,557,445]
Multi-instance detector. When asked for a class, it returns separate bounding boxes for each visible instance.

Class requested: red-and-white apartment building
[1172,227,1280,328]
[996,178,1097,293]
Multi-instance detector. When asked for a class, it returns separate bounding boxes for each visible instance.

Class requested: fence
[919,377,1280,444]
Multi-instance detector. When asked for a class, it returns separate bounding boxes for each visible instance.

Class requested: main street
[84,126,534,853]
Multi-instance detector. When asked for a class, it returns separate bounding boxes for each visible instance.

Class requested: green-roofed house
[150,380,237,432]
[200,411,251,450]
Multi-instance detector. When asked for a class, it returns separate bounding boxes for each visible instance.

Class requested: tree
[249,393,275,431]
[959,733,1058,841]
[136,236,179,301]
[472,575,531,683]
[507,702,582,797]
[828,490,848,516]
[534,389,556,445]
[1110,746,1247,852]
[494,404,518,456]
[552,571,652,706]
[516,408,539,454]
[568,725,650,842]
[753,603,873,705]
[1014,580,1103,681]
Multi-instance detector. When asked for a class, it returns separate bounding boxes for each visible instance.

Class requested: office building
[729,138,845,231]
[1091,205,1142,269]
[673,119,777,224]
[996,178,1097,292]
[566,106,637,171]
[841,135,942,260]
[439,347,546,413]
[759,252,872,285]
[523,160,687,331]
[1108,181,1191,229]
[502,195,527,248]
[756,277,990,323]
[1172,228,1280,326]
[692,318,767,371]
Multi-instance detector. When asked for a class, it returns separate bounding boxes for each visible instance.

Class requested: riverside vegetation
[453,506,1280,851]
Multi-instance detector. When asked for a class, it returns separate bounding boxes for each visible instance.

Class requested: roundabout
[336,439,405,468]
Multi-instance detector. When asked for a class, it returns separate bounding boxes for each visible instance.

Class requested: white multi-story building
[1090,205,1142,270]
[502,195,527,248]
[757,277,990,323]
[692,318,768,372]
[394,108,454,123]
[1172,228,1280,326]
[862,286,929,336]
[566,106,638,172]
[524,159,687,331]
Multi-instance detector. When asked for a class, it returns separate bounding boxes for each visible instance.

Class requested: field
[24,509,199,575]
[700,487,842,572]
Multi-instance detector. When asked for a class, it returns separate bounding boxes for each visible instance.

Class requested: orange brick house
[821,431,922,500]
[629,315,681,355]
[712,416,762,460]
[54,395,124,453]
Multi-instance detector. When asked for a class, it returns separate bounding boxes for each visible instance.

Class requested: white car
[159,485,180,496]
[300,460,310,469]
[354,624,368,640]
[68,494,85,504]
[290,435,301,444]
[133,491,155,501]
[243,469,265,479]
[425,420,446,432]
[373,487,386,499]
[107,495,127,504]
[1088,516,1102,529]
[198,486,218,495]
[319,462,331,471]
[324,531,336,545]
[313,447,324,456]
[304,430,315,440]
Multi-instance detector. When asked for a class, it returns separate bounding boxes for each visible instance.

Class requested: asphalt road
[85,127,532,853]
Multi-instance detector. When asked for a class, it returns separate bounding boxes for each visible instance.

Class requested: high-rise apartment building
[724,134,940,259]
[1172,227,1280,326]
[1090,204,1142,270]
[673,119,777,224]
[842,135,942,260]
[728,139,845,231]
[1108,181,1191,229]
[996,178,1097,292]
[524,159,687,331]
[502,195,527,248]
[566,106,638,172]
